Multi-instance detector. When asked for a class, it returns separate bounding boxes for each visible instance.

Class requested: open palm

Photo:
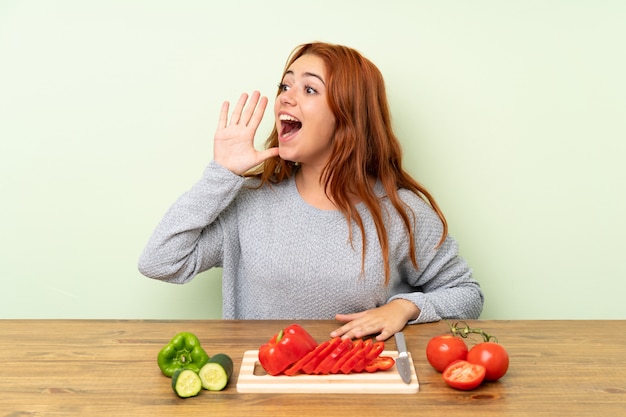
[213,91,279,175]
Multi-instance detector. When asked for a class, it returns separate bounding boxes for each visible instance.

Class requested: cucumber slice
[171,369,202,398]
[199,353,234,391]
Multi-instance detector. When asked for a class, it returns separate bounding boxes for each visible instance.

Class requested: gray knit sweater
[138,161,484,323]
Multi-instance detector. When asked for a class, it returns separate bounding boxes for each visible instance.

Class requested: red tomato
[442,360,486,390]
[426,335,468,372]
[467,342,509,381]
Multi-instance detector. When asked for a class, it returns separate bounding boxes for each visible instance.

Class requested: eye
[305,85,318,95]
[277,83,289,92]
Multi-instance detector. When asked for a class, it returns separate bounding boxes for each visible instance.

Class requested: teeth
[279,114,300,122]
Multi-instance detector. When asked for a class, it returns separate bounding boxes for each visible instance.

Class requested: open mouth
[279,114,302,138]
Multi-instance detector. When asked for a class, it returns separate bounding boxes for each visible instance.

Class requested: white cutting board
[236,350,419,394]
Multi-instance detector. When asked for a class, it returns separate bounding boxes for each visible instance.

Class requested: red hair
[248,42,447,283]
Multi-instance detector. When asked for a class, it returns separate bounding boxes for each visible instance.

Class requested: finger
[218,101,230,129]
[330,326,343,338]
[376,327,394,341]
[239,91,261,126]
[329,323,352,339]
[255,147,280,163]
[335,312,364,323]
[229,93,249,125]
[330,320,364,339]
[339,326,374,340]
[247,94,268,129]
[331,312,365,337]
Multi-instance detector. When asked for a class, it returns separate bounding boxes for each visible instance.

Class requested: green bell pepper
[157,332,210,377]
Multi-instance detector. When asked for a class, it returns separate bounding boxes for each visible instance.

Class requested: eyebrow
[284,70,326,86]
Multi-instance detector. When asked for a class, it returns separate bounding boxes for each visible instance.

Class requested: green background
[2,0,624,320]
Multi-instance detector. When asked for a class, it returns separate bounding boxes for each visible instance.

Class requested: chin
[278,148,297,163]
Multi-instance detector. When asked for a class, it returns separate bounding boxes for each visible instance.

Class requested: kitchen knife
[394,332,412,384]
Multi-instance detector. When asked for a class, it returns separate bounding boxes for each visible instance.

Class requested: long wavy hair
[248,42,447,284]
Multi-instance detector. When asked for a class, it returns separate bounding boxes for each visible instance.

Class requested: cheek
[273,98,281,115]
[318,111,336,140]
[273,101,281,126]
[324,120,337,145]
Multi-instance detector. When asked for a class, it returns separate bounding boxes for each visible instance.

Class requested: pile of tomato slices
[426,323,510,391]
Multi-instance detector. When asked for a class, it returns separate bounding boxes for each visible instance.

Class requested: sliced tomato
[364,356,395,373]
[442,360,486,391]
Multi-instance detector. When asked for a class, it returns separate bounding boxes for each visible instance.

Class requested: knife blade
[394,332,412,384]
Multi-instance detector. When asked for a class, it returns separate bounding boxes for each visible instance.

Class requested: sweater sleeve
[387,194,484,324]
[137,161,244,283]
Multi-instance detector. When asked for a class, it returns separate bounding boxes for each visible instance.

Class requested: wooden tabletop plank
[1,319,625,416]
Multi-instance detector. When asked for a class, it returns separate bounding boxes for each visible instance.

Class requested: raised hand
[213,91,279,175]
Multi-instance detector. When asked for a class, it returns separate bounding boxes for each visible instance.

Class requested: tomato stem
[447,321,499,343]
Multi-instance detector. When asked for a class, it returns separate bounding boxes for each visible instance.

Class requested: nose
[279,89,296,106]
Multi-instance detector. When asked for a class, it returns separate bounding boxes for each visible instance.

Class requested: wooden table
[1,320,625,416]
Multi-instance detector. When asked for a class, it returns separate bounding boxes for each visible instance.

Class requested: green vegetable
[171,369,202,398]
[157,332,210,377]
[198,353,234,391]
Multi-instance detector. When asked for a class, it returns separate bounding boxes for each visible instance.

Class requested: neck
[295,165,336,210]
